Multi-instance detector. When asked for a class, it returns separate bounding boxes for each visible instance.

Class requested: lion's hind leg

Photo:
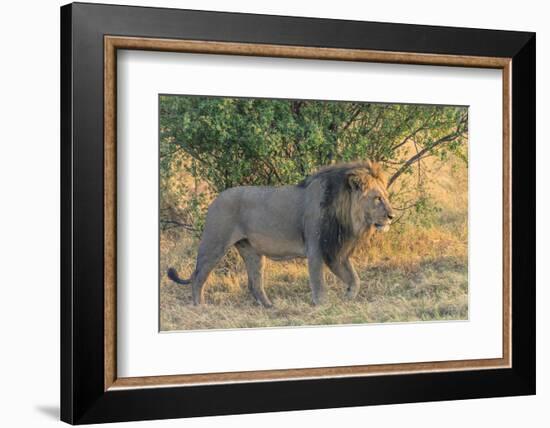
[191,228,242,306]
[235,240,272,308]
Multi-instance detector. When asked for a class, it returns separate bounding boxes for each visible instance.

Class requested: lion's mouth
[374,223,390,232]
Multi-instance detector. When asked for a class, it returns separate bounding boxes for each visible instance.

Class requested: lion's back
[218,185,305,227]
[207,185,308,254]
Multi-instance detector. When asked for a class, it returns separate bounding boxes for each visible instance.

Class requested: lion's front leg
[330,258,361,300]
[307,250,327,305]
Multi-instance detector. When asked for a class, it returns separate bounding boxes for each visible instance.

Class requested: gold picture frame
[104,36,511,391]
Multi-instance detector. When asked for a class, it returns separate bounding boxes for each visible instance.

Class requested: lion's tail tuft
[167,268,192,285]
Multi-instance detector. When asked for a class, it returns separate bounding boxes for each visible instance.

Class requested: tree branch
[387,131,464,188]
[340,104,363,133]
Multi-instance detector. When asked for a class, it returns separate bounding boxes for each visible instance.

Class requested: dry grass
[160,228,467,331]
[160,157,468,331]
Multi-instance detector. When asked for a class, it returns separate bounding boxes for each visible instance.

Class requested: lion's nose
[387,213,395,220]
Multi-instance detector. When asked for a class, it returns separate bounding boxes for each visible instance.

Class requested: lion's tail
[167,268,192,285]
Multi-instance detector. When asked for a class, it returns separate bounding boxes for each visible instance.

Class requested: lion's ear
[347,173,363,191]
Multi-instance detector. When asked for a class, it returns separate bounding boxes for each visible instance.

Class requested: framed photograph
[60,2,535,424]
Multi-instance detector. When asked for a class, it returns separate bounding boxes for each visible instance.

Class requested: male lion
[168,161,394,307]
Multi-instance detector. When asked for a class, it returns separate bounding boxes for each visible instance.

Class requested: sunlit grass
[160,224,467,331]
[159,156,468,331]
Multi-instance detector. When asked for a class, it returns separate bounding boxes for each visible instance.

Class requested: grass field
[159,158,468,331]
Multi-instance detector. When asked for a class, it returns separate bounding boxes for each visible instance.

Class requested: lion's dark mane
[297,162,381,270]
[319,174,356,269]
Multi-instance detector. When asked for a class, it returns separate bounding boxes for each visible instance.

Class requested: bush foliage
[160,95,467,230]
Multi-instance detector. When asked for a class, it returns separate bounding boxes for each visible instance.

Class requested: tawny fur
[168,161,394,307]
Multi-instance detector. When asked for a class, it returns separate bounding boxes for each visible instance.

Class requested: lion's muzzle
[375,221,391,232]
